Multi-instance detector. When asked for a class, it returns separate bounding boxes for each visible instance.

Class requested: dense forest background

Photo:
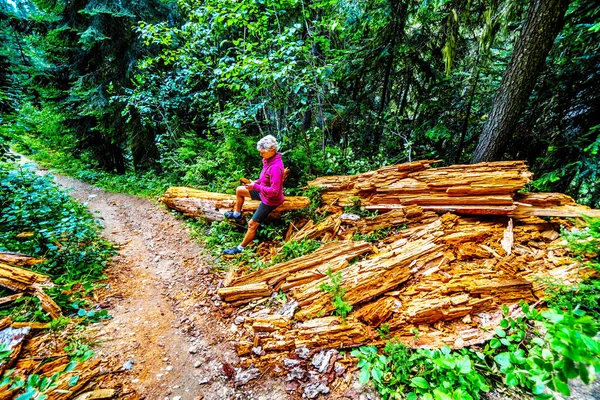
[1,0,599,206]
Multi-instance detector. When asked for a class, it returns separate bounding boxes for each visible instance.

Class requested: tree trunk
[471,0,570,163]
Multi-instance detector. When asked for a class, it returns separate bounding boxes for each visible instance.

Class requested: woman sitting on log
[223,135,285,255]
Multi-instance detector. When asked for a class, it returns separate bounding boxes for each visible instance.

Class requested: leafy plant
[353,227,392,243]
[545,216,600,317]
[352,342,490,400]
[319,267,352,322]
[486,303,600,398]
[0,163,115,283]
[272,239,321,264]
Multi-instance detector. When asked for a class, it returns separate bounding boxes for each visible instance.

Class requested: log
[161,187,310,221]
[511,192,600,219]
[0,262,51,291]
[0,252,45,267]
[251,316,376,355]
[218,283,272,302]
[309,160,532,215]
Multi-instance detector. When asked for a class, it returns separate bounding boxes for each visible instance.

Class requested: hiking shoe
[224,211,242,220]
[223,246,244,255]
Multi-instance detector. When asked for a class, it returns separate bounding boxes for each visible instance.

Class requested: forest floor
[49,173,291,399]
[18,155,598,400]
[28,165,374,400]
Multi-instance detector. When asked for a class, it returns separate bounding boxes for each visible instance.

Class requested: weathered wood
[287,213,342,242]
[32,286,63,319]
[292,236,445,320]
[0,262,51,288]
[228,241,373,288]
[0,252,45,267]
[309,160,532,215]
[0,293,24,309]
[73,389,116,400]
[511,192,600,219]
[161,187,310,221]
[218,282,272,302]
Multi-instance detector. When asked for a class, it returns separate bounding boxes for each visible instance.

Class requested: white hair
[256,135,279,152]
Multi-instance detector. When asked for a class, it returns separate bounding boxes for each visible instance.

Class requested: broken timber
[161,187,310,221]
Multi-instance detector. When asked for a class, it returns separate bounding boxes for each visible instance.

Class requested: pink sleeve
[254,166,283,197]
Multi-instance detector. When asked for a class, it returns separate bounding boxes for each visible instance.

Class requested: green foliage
[353,228,391,243]
[319,267,352,322]
[0,163,115,282]
[0,295,49,323]
[352,343,489,400]
[545,217,600,317]
[485,303,600,398]
[272,239,321,264]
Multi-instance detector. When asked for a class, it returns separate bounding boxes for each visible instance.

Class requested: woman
[223,135,285,255]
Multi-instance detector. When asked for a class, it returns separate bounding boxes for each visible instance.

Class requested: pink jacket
[253,152,285,207]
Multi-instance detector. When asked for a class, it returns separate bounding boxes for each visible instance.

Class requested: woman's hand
[244,181,255,190]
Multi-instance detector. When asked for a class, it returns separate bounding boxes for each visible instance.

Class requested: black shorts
[249,190,277,223]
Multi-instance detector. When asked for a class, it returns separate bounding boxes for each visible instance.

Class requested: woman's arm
[254,166,283,197]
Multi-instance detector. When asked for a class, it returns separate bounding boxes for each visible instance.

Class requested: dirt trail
[45,173,289,400]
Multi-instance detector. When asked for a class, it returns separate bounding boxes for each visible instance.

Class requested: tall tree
[471,0,570,163]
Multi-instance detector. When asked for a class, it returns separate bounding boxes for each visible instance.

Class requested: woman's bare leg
[235,185,251,213]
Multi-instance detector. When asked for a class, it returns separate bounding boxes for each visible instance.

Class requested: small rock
[286,366,305,381]
[295,347,310,359]
[312,349,337,373]
[194,361,202,368]
[285,381,299,392]
[277,300,299,318]
[189,345,199,354]
[199,378,210,385]
[234,316,245,325]
[173,397,182,400]
[234,367,261,386]
[252,346,265,356]
[302,381,329,399]
[166,366,174,371]
[334,362,346,376]
[122,360,134,370]
[283,358,301,368]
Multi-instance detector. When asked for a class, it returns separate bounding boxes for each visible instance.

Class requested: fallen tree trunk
[161,187,310,221]
[309,160,532,215]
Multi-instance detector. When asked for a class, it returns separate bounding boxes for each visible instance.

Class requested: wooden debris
[0,251,45,266]
[161,187,310,221]
[0,262,62,319]
[73,389,116,400]
[227,241,373,289]
[0,262,51,291]
[218,282,272,302]
[0,293,24,309]
[309,160,532,215]
[511,192,600,219]
[218,161,600,364]
[287,212,342,242]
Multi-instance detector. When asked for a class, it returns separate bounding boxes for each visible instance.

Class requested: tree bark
[471,0,570,163]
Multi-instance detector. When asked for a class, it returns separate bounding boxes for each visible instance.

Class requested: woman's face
[259,148,276,159]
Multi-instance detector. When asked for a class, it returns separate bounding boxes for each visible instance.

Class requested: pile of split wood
[0,252,112,399]
[169,160,599,369]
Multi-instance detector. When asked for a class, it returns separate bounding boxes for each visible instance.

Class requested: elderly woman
[223,135,285,255]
